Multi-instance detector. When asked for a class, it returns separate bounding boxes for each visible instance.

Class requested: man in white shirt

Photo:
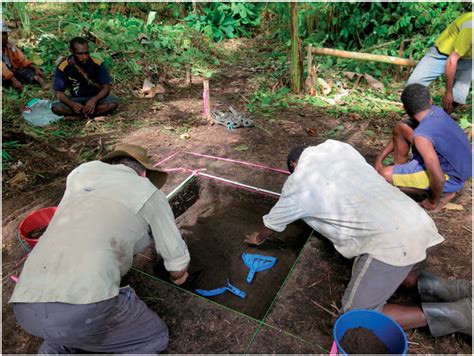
[245,140,471,337]
[10,144,191,353]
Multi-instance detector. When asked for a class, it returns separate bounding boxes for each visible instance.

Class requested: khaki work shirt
[10,161,190,304]
[263,140,444,267]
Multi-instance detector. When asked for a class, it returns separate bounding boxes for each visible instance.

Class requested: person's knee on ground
[51,104,76,117]
[422,298,472,337]
[95,101,119,116]
[379,165,394,184]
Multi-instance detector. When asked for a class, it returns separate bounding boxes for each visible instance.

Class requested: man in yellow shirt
[407,12,472,113]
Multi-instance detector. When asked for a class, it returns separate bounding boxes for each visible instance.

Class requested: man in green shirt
[407,12,472,113]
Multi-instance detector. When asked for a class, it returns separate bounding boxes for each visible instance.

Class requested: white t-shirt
[10,161,190,304]
[263,140,444,267]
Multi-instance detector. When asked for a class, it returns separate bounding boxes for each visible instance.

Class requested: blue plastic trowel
[195,278,246,299]
[242,253,278,283]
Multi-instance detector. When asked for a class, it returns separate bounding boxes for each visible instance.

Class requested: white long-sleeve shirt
[10,161,190,304]
[263,140,444,267]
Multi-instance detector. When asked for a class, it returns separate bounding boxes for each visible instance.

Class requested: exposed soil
[2,37,472,354]
[339,327,389,354]
[136,177,311,319]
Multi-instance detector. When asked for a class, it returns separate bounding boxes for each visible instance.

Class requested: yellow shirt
[10,161,190,304]
[435,12,472,58]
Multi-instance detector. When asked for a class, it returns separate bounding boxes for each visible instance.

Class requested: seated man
[406,12,472,113]
[245,140,471,337]
[10,144,190,353]
[2,21,46,91]
[51,37,119,119]
[375,84,472,211]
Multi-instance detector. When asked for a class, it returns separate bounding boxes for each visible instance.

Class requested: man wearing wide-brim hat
[2,20,47,91]
[9,144,190,353]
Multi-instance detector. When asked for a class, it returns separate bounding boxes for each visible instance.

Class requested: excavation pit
[134,175,312,319]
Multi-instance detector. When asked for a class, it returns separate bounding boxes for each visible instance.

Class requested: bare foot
[63,115,84,121]
[94,116,106,122]
[435,192,456,212]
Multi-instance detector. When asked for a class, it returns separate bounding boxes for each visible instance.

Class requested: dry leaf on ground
[443,203,464,211]
[9,172,27,187]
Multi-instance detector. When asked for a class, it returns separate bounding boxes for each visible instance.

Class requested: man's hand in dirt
[84,98,98,115]
[244,232,265,246]
[420,197,438,211]
[442,91,454,114]
[170,271,189,285]
[11,77,23,91]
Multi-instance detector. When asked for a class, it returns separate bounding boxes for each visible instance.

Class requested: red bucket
[18,207,57,249]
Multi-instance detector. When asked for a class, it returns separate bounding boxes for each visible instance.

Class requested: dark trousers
[12,287,169,354]
[3,68,37,87]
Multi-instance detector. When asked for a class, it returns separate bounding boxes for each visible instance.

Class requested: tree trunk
[290,3,303,94]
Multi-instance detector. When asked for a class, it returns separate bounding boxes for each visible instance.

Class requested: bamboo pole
[309,47,418,67]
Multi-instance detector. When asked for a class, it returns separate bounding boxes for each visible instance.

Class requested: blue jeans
[407,46,472,104]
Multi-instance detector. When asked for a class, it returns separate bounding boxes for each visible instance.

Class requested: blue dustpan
[195,278,246,299]
[242,253,277,283]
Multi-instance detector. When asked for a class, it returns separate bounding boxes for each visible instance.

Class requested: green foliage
[2,140,23,170]
[9,4,222,85]
[247,87,291,116]
[185,3,260,42]
[267,2,471,75]
[3,2,31,36]
[325,124,344,138]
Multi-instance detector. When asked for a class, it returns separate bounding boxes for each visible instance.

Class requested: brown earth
[339,327,388,354]
[2,39,472,354]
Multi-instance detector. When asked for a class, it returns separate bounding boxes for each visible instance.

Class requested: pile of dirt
[339,327,388,354]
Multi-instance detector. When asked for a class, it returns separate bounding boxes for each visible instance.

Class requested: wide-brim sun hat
[101,144,167,188]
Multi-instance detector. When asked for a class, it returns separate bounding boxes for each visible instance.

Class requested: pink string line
[197,173,279,199]
[10,275,19,283]
[153,151,290,175]
[162,167,279,199]
[184,151,290,175]
[153,151,181,167]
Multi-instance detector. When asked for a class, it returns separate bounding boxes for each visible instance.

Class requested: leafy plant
[185,3,260,42]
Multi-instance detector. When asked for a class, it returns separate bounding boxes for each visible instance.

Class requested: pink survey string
[162,167,279,199]
[153,151,290,175]
[184,151,290,175]
[153,151,181,168]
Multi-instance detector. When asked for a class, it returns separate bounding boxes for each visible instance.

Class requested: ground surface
[2,37,472,354]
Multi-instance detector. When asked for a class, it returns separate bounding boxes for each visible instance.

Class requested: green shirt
[435,12,472,58]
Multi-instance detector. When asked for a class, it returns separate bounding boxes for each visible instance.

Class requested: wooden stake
[185,64,192,86]
[309,46,418,67]
[203,79,212,124]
